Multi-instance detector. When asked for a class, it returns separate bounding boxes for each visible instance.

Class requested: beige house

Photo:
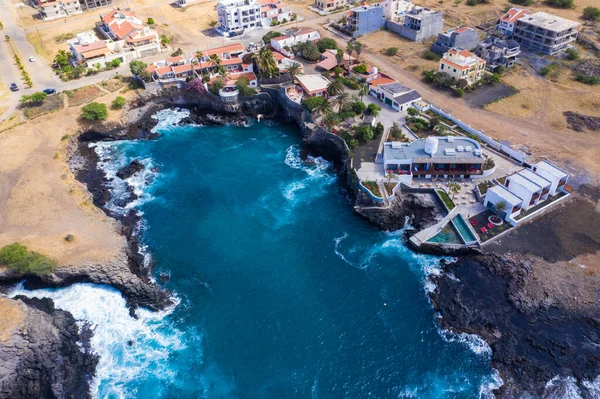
[313,0,350,12]
[438,48,486,85]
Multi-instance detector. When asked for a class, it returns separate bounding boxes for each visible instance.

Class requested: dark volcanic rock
[355,190,445,232]
[117,160,145,180]
[0,296,98,399]
[564,111,600,132]
[430,254,600,398]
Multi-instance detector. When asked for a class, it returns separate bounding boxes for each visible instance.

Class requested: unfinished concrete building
[431,26,479,55]
[512,12,579,55]
[386,6,443,42]
[476,37,520,72]
[79,0,113,9]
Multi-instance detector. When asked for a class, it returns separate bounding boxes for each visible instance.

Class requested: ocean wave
[9,283,189,399]
[438,328,492,357]
[544,376,583,399]
[151,108,191,133]
[478,369,503,399]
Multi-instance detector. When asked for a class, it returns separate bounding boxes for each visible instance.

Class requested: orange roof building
[438,48,486,84]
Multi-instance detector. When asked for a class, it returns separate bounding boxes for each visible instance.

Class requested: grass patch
[23,93,65,119]
[436,189,455,210]
[99,77,127,92]
[478,181,489,195]
[0,243,57,276]
[67,85,104,107]
[25,32,52,61]
[362,181,382,197]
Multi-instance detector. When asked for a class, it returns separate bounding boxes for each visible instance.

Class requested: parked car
[43,88,56,95]
[9,83,18,91]
[29,56,36,62]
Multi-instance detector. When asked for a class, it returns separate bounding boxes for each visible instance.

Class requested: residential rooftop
[534,160,568,180]
[379,82,412,95]
[509,173,542,192]
[296,74,330,92]
[517,169,551,189]
[488,185,523,205]
[517,12,579,31]
[500,7,528,24]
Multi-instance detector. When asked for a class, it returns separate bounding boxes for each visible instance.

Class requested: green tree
[323,112,341,129]
[454,88,465,97]
[147,17,155,25]
[312,98,333,119]
[210,76,225,94]
[299,41,321,61]
[345,42,355,62]
[352,101,367,114]
[355,125,373,142]
[304,96,325,111]
[495,200,508,216]
[253,47,279,78]
[0,243,57,276]
[110,58,122,68]
[565,47,579,60]
[111,96,126,109]
[332,92,350,114]
[317,38,338,53]
[367,103,381,117]
[354,41,363,62]
[335,49,344,66]
[20,91,47,104]
[327,79,345,96]
[129,60,150,80]
[449,182,461,201]
[81,102,108,121]
[54,49,71,69]
[407,107,419,116]
[385,47,398,56]
[235,76,257,96]
[583,6,600,20]
[286,62,303,82]
[262,30,282,44]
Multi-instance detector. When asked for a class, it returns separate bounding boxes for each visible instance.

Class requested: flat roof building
[431,26,479,55]
[484,185,523,221]
[296,74,331,97]
[512,12,580,55]
[530,160,568,196]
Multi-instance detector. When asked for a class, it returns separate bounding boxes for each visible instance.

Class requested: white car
[29,56,36,62]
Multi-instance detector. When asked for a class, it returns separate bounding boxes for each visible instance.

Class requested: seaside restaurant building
[383,136,485,183]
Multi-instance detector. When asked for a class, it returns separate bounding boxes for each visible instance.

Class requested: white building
[381,0,413,20]
[217,0,290,36]
[530,160,569,196]
[496,7,528,37]
[484,185,523,221]
[38,0,82,20]
[504,172,543,210]
[270,29,320,57]
[296,74,331,98]
[368,77,421,112]
[383,136,485,184]
[439,48,486,85]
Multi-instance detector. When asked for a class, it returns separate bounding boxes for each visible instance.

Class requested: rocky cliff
[0,296,98,399]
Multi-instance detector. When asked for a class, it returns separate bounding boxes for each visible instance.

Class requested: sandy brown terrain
[0,86,134,267]
[0,298,24,342]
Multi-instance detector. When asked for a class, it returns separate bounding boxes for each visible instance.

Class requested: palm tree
[253,47,279,78]
[449,182,461,201]
[354,41,363,62]
[195,50,203,61]
[313,98,333,120]
[323,111,341,130]
[358,82,368,101]
[208,54,222,74]
[335,48,344,67]
[327,79,344,96]
[286,62,302,83]
[345,42,354,66]
[332,92,350,114]
[495,200,508,216]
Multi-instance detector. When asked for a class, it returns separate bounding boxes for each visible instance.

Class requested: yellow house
[438,48,486,85]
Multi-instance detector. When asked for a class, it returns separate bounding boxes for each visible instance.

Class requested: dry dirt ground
[0,86,137,267]
[0,298,24,342]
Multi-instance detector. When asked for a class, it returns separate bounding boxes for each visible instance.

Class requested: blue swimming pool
[452,215,478,243]
[428,222,463,244]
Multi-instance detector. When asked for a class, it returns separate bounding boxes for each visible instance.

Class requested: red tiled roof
[202,42,245,57]
[73,40,108,54]
[369,76,395,87]
[172,64,192,74]
[167,55,185,63]
[101,9,136,24]
[155,66,173,76]
[501,8,528,24]
[454,27,473,33]
[272,51,285,61]
[126,30,158,43]
[146,64,158,73]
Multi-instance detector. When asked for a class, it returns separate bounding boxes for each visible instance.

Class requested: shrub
[235,76,257,96]
[385,47,398,56]
[352,64,368,74]
[340,77,359,90]
[317,38,338,53]
[565,47,579,60]
[510,0,533,4]
[390,122,404,139]
[545,0,573,8]
[355,125,374,142]
[466,0,477,6]
[147,17,155,25]
[575,75,600,85]
[0,243,57,276]
[262,31,282,44]
[304,96,325,111]
[422,50,440,61]
[367,103,381,116]
[374,122,384,137]
[298,41,321,61]
[20,91,47,104]
[583,6,600,20]
[540,62,560,79]
[454,88,465,97]
[210,76,225,94]
[407,107,419,116]
[340,111,357,119]
[81,102,108,120]
[423,69,436,82]
[111,96,126,109]
[352,101,367,114]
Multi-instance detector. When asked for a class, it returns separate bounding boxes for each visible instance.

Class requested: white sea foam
[151,108,191,133]
[9,283,188,399]
[478,369,503,399]
[438,328,492,357]
[333,233,355,267]
[544,376,583,399]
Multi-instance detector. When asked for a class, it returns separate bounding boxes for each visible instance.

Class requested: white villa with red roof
[270,29,320,57]
[438,48,486,85]
[68,9,161,67]
[496,7,528,37]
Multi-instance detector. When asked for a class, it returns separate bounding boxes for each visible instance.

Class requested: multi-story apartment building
[216,0,289,36]
[496,7,528,37]
[258,0,291,26]
[38,0,82,20]
[512,12,580,55]
[475,37,520,72]
[270,29,320,57]
[438,48,486,85]
[79,0,113,9]
[386,6,443,42]
[347,4,386,37]
[431,26,479,55]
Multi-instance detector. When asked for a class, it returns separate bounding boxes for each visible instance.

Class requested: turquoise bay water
[12,109,499,398]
